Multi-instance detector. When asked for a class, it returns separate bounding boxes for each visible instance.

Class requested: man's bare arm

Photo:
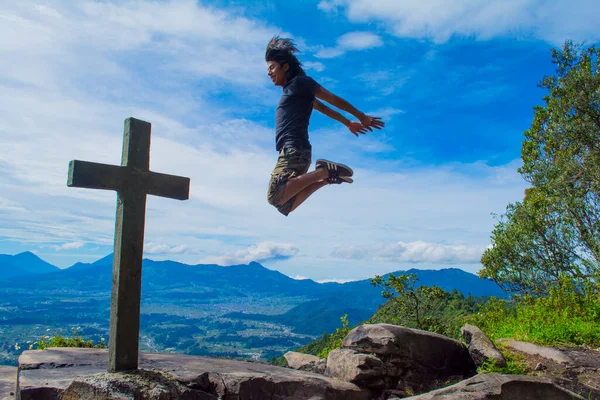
[315,87,363,119]
[313,100,369,136]
[315,86,385,131]
[313,99,350,125]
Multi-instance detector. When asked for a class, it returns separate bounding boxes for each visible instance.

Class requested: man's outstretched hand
[359,115,385,132]
[347,121,370,136]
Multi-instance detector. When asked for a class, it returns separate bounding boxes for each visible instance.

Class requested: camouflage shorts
[267,147,312,216]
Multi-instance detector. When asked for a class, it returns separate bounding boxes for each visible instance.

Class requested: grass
[470,281,600,348]
[476,344,529,375]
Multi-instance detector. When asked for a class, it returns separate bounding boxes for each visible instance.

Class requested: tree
[480,41,600,294]
[369,273,449,333]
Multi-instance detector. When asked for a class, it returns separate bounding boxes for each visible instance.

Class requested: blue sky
[1,0,598,282]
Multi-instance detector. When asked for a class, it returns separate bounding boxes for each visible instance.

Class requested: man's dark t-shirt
[275,75,321,151]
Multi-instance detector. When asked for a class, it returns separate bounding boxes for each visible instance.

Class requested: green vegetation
[476,40,600,349]
[28,328,106,350]
[476,344,529,375]
[288,277,487,360]
[471,279,600,347]
[480,41,600,296]
[369,273,484,340]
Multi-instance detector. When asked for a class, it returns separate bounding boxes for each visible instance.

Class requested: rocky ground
[5,323,600,399]
[505,345,600,400]
[0,366,16,400]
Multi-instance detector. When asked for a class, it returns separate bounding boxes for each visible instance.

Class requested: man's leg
[277,168,329,205]
[288,180,329,213]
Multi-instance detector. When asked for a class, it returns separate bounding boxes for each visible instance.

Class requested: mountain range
[0,251,506,333]
[0,251,506,364]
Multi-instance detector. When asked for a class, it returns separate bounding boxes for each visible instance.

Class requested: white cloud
[318,0,600,44]
[0,0,282,256]
[368,107,405,121]
[0,198,26,213]
[200,242,299,266]
[332,241,485,264]
[316,31,383,59]
[315,48,345,59]
[355,69,411,96]
[317,1,340,13]
[291,275,309,280]
[0,1,277,91]
[53,242,85,251]
[303,61,326,72]
[316,278,356,283]
[144,243,189,255]
[338,31,383,50]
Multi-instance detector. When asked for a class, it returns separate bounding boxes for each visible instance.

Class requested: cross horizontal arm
[143,171,190,200]
[67,160,125,191]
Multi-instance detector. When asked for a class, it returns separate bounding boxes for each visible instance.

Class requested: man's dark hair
[265,36,305,81]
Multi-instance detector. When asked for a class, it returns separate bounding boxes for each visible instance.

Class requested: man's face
[267,61,287,86]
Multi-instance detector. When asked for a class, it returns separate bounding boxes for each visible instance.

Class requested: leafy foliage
[470,277,600,347]
[480,41,600,295]
[29,328,106,350]
[369,274,484,339]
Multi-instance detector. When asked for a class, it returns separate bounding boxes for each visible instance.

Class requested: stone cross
[67,117,190,372]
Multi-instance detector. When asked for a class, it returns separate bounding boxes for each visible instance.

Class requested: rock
[284,351,326,374]
[61,369,218,399]
[404,372,584,399]
[18,348,370,400]
[461,324,506,367]
[498,339,573,364]
[342,324,476,395]
[326,349,385,388]
[309,358,328,375]
[534,362,547,371]
[0,366,17,400]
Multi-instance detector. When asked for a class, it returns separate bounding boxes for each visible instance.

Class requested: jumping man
[266,36,385,216]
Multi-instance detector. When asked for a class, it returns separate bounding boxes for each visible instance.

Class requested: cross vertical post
[67,117,190,372]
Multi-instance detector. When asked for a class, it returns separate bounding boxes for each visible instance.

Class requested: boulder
[18,348,371,400]
[461,324,506,367]
[326,348,385,388]
[341,324,476,395]
[60,369,218,399]
[284,351,326,374]
[405,372,584,399]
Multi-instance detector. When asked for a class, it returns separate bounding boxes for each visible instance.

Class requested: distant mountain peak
[0,251,59,277]
[15,251,39,258]
[248,261,265,268]
[93,254,114,266]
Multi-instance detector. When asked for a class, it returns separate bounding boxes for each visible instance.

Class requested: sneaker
[328,176,353,184]
[316,159,353,178]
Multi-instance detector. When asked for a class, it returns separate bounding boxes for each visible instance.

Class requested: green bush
[29,328,106,350]
[471,279,600,347]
